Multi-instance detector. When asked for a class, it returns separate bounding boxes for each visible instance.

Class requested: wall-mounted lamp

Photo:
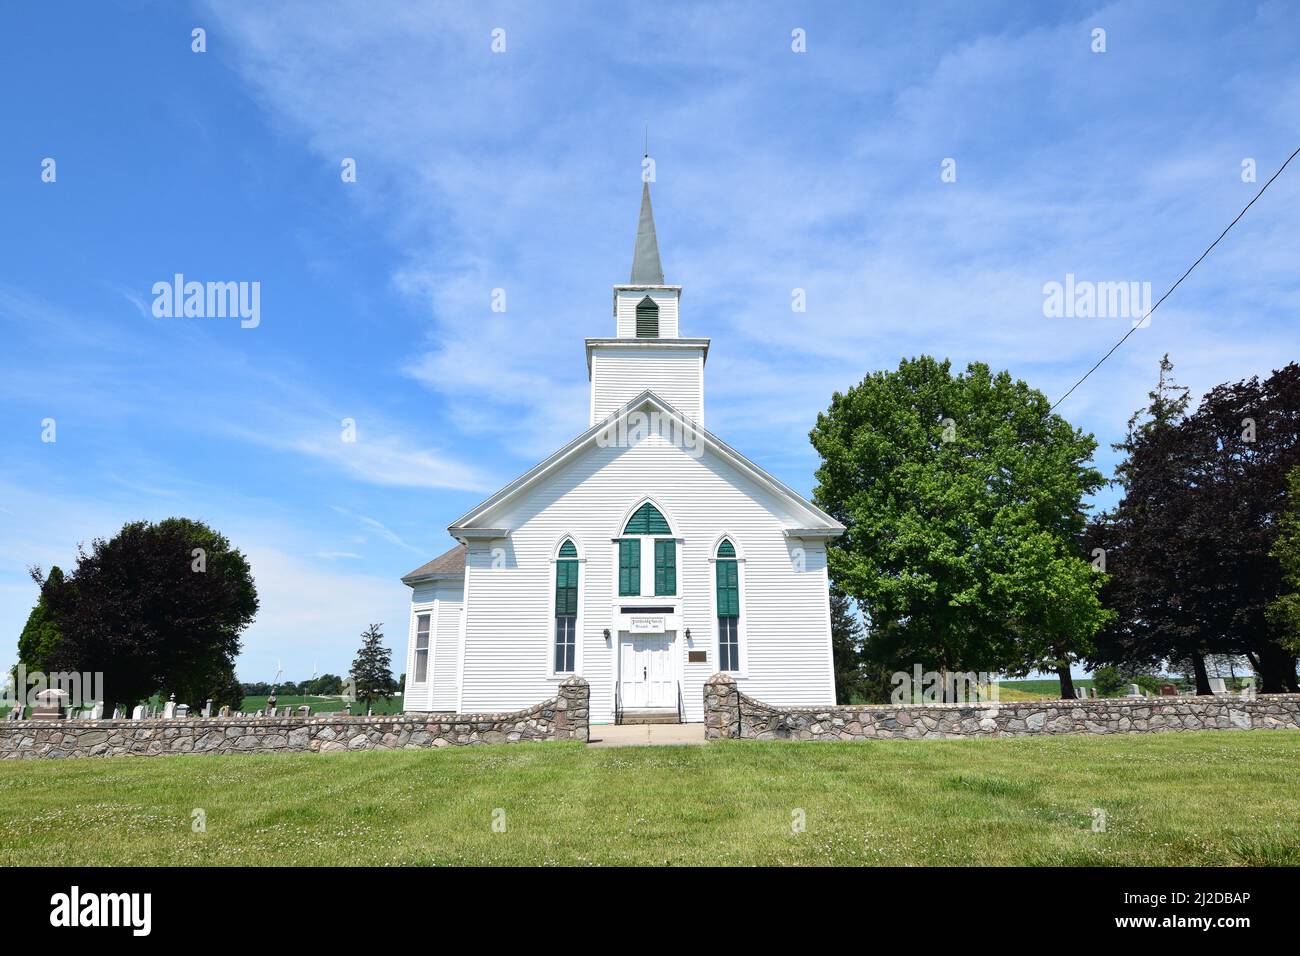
[602,628,611,640]
[685,628,692,640]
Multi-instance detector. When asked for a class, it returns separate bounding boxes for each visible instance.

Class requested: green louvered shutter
[555,558,578,616]
[619,539,641,596]
[716,558,739,617]
[654,539,676,596]
[624,503,670,535]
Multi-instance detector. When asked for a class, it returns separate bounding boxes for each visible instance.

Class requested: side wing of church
[401,182,844,724]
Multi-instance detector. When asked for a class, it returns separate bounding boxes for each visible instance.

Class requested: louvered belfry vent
[635,296,659,338]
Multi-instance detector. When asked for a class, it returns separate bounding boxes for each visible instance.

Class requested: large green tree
[29,518,258,712]
[1089,360,1300,693]
[1267,466,1300,655]
[810,356,1106,698]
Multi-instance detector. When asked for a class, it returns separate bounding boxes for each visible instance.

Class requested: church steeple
[630,181,664,284]
[587,176,708,426]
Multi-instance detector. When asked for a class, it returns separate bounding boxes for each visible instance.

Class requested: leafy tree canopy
[811,356,1106,686]
[29,518,257,710]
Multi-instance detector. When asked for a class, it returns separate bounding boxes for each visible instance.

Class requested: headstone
[111,707,122,719]
[202,699,213,718]
[89,701,104,720]
[1208,677,1227,695]
[297,705,311,717]
[1075,688,1086,699]
[218,705,230,718]
[1126,684,1141,697]
[132,704,145,720]
[4,705,22,721]
[1088,687,1097,699]
[32,689,69,720]
[162,701,176,719]
[1158,683,1179,697]
[175,704,190,719]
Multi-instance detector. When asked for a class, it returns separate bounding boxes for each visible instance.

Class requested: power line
[1049,144,1300,412]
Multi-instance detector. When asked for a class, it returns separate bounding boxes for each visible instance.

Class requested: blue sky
[2,1,1298,682]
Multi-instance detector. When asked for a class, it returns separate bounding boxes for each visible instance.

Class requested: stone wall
[702,673,1300,741]
[0,677,588,759]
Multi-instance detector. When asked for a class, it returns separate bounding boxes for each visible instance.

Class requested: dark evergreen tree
[349,623,397,712]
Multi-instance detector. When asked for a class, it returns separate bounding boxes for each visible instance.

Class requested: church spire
[630,181,664,284]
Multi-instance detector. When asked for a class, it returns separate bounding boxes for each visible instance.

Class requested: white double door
[619,632,676,709]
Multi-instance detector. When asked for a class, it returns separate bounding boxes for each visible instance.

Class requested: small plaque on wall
[688,651,708,663]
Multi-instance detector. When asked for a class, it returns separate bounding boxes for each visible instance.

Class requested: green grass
[1,731,1298,865]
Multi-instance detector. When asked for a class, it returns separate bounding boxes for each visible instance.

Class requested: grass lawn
[996,679,1094,700]
[1,731,1297,865]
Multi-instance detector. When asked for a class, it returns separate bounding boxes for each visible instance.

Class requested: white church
[401,182,844,724]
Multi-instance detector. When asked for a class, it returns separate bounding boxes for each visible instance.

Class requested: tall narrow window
[716,539,740,672]
[635,296,659,337]
[554,539,578,672]
[618,538,641,596]
[654,538,676,596]
[414,613,431,683]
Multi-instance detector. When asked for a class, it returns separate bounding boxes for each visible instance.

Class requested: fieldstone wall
[0,677,588,759]
[702,673,1300,741]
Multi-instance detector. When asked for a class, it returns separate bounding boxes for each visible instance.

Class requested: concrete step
[620,710,680,725]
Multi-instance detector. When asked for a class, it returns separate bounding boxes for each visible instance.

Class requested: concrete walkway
[588,723,706,748]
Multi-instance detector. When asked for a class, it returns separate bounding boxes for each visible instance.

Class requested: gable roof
[401,543,466,585]
[449,390,844,538]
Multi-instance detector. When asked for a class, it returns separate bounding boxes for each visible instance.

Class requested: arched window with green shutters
[554,538,578,672]
[620,503,674,597]
[623,502,670,535]
[716,538,740,672]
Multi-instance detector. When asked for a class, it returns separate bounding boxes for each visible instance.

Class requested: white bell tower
[586,180,709,426]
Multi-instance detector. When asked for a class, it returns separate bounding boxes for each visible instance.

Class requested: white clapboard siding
[404,584,437,712]
[591,347,704,424]
[615,288,679,337]
[403,581,464,712]
[431,587,462,711]
[456,432,835,723]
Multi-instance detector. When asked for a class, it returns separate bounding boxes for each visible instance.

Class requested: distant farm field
[2,731,1297,866]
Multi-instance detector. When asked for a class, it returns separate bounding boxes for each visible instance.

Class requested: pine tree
[349,623,396,712]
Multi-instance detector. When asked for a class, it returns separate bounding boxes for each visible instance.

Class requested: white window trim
[709,536,748,678]
[547,542,585,679]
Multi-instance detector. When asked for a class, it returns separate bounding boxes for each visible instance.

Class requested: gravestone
[1088,687,1097,699]
[202,699,213,718]
[175,703,190,718]
[217,705,230,718]
[297,705,311,717]
[131,704,145,719]
[162,694,177,719]
[1208,677,1227,695]
[32,689,69,720]
[89,701,104,720]
[4,705,22,721]
[1075,688,1086,699]
[111,707,122,719]
[1126,684,1141,697]
[1158,683,1179,697]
